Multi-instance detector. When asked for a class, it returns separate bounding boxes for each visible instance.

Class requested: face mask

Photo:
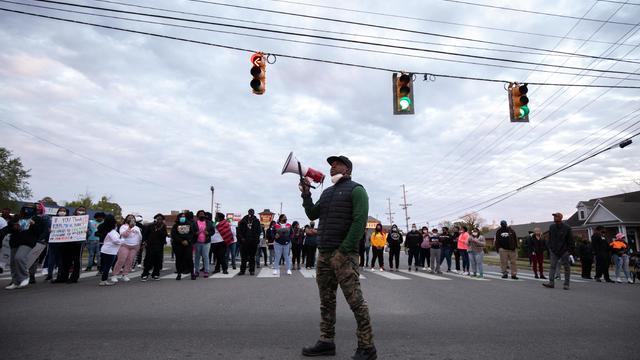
[77,211,86,215]
[472,232,478,236]
[412,227,417,231]
[199,216,205,220]
[331,174,344,184]
[179,217,186,224]
[57,212,66,216]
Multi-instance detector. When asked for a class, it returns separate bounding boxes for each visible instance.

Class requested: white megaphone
[281,152,325,188]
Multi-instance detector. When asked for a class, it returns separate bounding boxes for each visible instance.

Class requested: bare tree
[457,212,485,231]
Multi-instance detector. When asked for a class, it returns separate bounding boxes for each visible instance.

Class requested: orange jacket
[370,232,387,248]
[610,240,628,255]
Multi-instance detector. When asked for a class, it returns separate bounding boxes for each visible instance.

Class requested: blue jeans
[268,246,275,265]
[440,247,452,271]
[225,242,237,268]
[46,243,61,275]
[460,249,469,272]
[194,243,211,274]
[469,251,484,275]
[614,254,630,281]
[273,242,291,271]
[86,241,100,268]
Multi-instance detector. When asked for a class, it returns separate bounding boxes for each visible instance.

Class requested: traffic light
[509,82,529,122]
[392,72,414,115]
[250,52,266,95]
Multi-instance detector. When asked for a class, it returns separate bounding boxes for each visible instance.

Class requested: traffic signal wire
[2,6,640,89]
[437,0,637,26]
[10,1,637,82]
[33,0,640,70]
[258,0,640,46]
[90,0,616,60]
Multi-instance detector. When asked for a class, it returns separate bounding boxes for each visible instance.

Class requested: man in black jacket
[495,220,519,279]
[592,225,613,283]
[141,214,168,281]
[237,209,262,276]
[405,224,422,271]
[543,213,575,290]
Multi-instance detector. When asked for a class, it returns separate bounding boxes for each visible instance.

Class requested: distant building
[566,191,640,252]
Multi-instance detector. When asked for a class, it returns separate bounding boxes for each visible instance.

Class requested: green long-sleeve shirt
[302,185,369,254]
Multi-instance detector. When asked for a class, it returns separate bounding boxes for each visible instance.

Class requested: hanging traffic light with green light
[250,52,266,95]
[393,72,415,115]
[509,82,529,122]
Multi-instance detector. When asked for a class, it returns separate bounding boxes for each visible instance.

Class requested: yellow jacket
[370,232,387,248]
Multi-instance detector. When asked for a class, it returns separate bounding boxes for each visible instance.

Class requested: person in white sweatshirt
[112,214,142,283]
[99,215,122,286]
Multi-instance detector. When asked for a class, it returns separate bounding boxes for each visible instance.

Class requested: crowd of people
[0,204,637,290]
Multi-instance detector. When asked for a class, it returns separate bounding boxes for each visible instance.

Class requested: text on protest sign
[49,215,89,243]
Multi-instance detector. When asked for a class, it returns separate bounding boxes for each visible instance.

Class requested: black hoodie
[387,228,403,247]
[405,230,422,249]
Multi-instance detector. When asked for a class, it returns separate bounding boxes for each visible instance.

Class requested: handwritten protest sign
[49,215,89,243]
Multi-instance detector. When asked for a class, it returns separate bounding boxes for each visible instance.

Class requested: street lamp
[210,186,215,214]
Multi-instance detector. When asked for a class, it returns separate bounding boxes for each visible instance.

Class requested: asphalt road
[1,253,638,360]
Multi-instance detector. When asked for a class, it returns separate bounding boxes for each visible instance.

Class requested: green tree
[0,147,32,209]
[65,193,122,217]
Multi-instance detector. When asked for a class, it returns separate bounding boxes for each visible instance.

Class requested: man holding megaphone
[298,155,377,360]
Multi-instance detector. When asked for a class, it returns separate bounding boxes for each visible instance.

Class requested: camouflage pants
[316,249,373,347]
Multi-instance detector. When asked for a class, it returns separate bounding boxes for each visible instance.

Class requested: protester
[193,210,214,278]
[5,216,29,289]
[387,224,403,272]
[404,224,422,272]
[370,223,386,272]
[578,236,593,279]
[495,220,518,279]
[358,227,371,269]
[30,202,50,283]
[54,206,87,284]
[419,226,431,271]
[300,154,376,359]
[111,214,143,282]
[457,226,470,275]
[439,227,453,272]
[452,226,461,273]
[140,214,167,281]
[527,227,547,279]
[46,207,68,281]
[543,213,575,290]
[256,226,268,269]
[266,220,276,267]
[85,212,105,271]
[429,228,442,274]
[305,221,318,269]
[592,226,613,283]
[468,228,485,278]
[237,209,261,276]
[212,212,230,274]
[273,214,292,276]
[610,233,632,284]
[225,218,238,270]
[98,215,121,286]
[171,212,195,280]
[290,221,304,271]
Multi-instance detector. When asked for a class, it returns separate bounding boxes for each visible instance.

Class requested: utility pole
[399,184,412,233]
[210,186,215,214]
[214,202,221,214]
[280,202,283,216]
[386,198,395,225]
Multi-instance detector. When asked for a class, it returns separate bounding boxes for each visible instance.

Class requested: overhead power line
[90,0,618,59]
[29,1,640,75]
[437,0,637,26]
[3,7,640,89]
[1,118,200,196]
[257,0,639,46]
[12,1,638,82]
[599,0,640,5]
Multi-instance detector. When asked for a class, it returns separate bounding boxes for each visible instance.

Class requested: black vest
[316,177,362,249]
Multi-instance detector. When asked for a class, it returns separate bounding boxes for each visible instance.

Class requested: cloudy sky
[2,0,640,228]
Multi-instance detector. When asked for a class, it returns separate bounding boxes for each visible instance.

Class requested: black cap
[327,155,352,170]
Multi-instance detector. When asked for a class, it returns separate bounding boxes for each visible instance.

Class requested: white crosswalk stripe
[398,269,451,280]
[79,271,99,279]
[367,270,410,280]
[210,269,240,279]
[257,268,280,278]
[299,268,315,278]
[441,271,490,281]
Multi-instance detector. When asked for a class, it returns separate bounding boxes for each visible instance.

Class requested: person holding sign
[112,214,142,283]
[53,206,88,284]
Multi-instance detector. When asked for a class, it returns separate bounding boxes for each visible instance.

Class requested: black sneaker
[29,275,36,284]
[141,276,148,282]
[249,272,255,276]
[176,274,182,281]
[352,346,377,360]
[511,275,519,280]
[302,340,336,356]
[542,282,554,289]
[501,273,508,279]
[152,276,160,281]
[238,272,245,276]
